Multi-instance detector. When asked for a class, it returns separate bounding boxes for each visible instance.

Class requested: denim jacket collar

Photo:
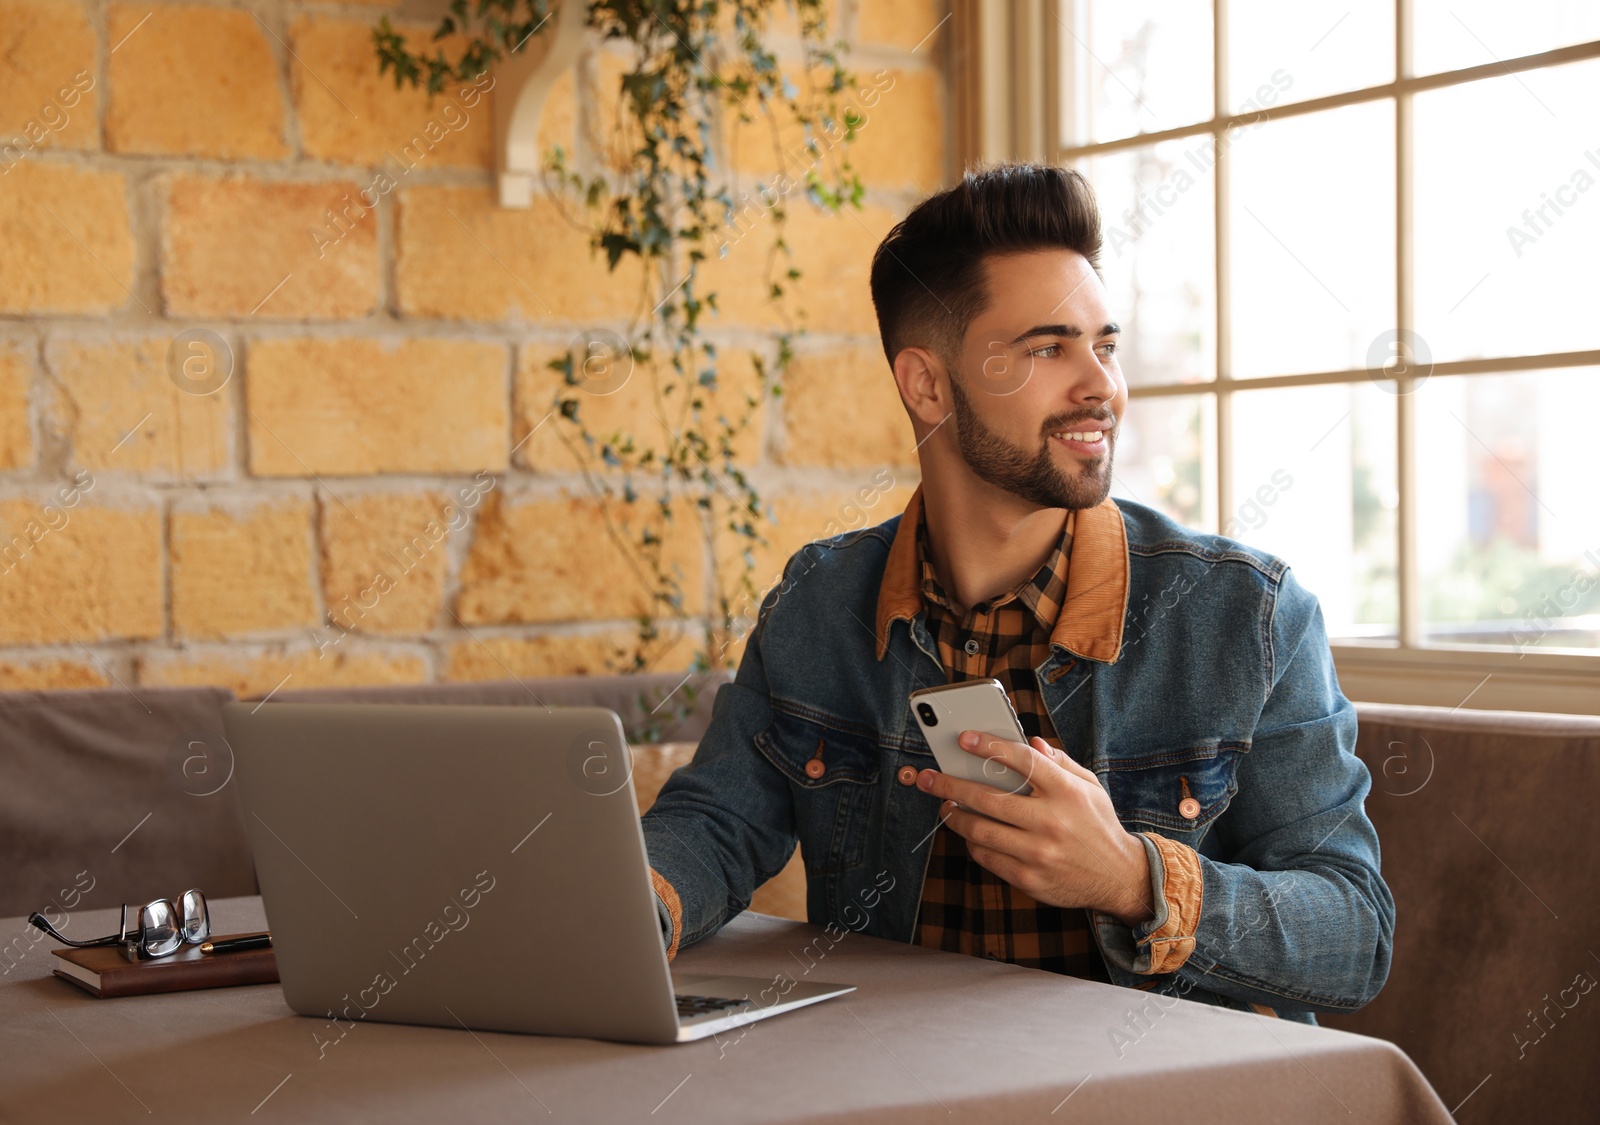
[873,485,1131,665]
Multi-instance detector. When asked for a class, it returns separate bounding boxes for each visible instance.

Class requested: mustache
[1040,410,1117,437]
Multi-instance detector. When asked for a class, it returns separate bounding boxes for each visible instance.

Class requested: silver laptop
[222,701,853,1045]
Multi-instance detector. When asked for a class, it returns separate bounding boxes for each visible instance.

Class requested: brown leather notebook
[50,935,280,998]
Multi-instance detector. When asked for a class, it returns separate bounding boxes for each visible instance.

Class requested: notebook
[51,936,279,998]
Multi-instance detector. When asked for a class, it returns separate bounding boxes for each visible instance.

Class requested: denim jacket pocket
[754,707,879,874]
[1104,742,1247,836]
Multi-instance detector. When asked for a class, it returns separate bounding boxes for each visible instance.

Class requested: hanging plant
[375,1,865,739]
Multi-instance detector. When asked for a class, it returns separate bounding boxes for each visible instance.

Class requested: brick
[588,51,633,175]
[0,495,162,645]
[0,0,98,158]
[138,647,427,696]
[514,344,765,471]
[714,0,840,40]
[170,498,317,639]
[0,657,109,691]
[456,491,705,625]
[290,16,493,169]
[779,344,917,468]
[729,66,940,192]
[846,68,943,191]
[246,338,508,476]
[701,198,897,334]
[319,490,470,635]
[397,185,647,324]
[48,337,230,478]
[705,481,921,655]
[857,0,947,50]
[0,343,35,470]
[0,162,135,315]
[541,63,579,161]
[161,175,380,319]
[718,481,917,607]
[445,626,695,680]
[443,629,641,681]
[724,63,828,176]
[776,0,842,37]
[107,4,286,160]
[511,345,567,467]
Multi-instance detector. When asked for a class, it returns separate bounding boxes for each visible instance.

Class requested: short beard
[947,366,1116,511]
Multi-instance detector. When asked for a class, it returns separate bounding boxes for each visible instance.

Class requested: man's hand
[916,731,1156,927]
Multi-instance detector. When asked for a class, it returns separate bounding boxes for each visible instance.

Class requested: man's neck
[919,466,1069,615]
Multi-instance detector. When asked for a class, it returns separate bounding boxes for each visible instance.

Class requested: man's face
[946,250,1126,511]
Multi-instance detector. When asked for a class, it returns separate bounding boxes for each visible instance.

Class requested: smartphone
[909,679,1034,797]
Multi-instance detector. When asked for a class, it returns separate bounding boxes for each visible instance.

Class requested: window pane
[1229,0,1393,107]
[1414,0,1600,77]
[1229,102,1396,378]
[1062,0,1214,146]
[1413,59,1600,364]
[1416,370,1600,651]
[1079,139,1216,387]
[1113,393,1217,532]
[1229,383,1399,642]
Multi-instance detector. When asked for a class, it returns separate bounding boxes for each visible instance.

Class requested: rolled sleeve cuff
[649,866,683,962]
[1094,832,1204,976]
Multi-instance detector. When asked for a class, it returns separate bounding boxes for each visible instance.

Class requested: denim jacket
[641,492,1394,1025]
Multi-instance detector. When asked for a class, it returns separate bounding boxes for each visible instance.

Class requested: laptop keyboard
[676,994,749,1018]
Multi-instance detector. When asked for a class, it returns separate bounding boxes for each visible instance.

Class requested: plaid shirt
[911,510,1111,982]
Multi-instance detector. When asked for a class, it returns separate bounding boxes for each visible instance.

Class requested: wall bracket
[493,0,590,208]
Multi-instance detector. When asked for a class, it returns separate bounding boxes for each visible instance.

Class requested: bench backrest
[1323,702,1600,1120]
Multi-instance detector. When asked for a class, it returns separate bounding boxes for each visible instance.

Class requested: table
[0,898,1451,1124]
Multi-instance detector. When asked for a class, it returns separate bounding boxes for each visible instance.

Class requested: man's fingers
[916,769,1036,827]
[958,731,1067,795]
[1031,736,1098,783]
[941,801,1036,859]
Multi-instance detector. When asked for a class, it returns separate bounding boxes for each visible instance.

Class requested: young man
[641,163,1393,1023]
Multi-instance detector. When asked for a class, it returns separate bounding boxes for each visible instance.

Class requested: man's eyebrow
[1007,322,1121,345]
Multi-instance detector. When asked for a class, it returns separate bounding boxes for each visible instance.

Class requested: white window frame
[954,0,1600,713]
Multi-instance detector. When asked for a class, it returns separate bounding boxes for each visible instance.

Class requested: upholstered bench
[5,680,1596,1118]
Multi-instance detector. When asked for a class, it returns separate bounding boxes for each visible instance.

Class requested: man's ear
[891,346,953,430]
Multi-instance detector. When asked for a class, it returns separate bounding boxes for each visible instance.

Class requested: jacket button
[963,639,980,656]
[897,765,919,786]
[1178,796,1201,819]
[804,759,826,779]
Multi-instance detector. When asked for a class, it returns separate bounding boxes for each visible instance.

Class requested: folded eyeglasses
[29,889,210,962]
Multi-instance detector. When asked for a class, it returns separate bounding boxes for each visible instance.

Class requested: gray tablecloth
[0,898,1450,1124]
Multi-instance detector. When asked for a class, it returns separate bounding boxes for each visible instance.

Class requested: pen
[200,933,272,954]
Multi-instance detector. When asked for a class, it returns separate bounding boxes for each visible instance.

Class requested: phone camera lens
[916,702,938,726]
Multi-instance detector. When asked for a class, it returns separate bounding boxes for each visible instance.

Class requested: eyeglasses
[29,889,210,961]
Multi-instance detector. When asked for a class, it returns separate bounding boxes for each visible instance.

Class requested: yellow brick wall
[0,0,941,695]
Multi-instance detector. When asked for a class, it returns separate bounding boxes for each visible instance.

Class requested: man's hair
[869,162,1103,371]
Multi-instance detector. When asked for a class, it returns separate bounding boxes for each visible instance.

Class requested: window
[1053,0,1600,709]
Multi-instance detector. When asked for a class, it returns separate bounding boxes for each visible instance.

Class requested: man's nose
[1069,348,1120,405]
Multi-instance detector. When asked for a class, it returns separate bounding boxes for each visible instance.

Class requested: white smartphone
[909,679,1034,797]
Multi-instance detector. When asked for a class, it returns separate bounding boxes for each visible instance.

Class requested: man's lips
[1048,425,1113,454]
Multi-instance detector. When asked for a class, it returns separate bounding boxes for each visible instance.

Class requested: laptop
[222,701,853,1045]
